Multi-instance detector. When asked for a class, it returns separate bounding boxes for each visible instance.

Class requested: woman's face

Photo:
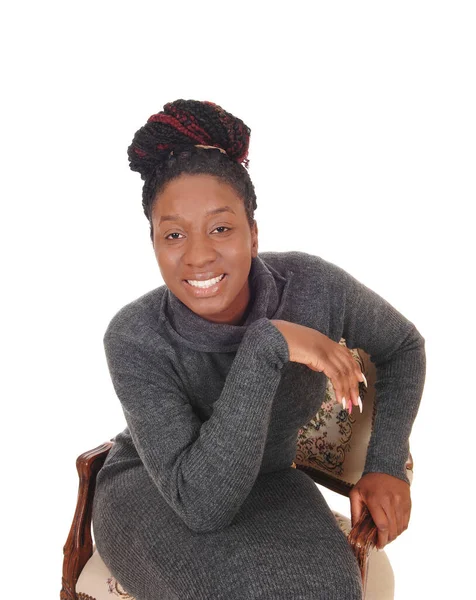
[151,173,258,325]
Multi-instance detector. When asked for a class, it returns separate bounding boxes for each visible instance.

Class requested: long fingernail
[361,372,368,388]
[342,396,346,410]
[358,396,363,413]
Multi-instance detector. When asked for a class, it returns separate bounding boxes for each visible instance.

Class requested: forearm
[176,317,289,531]
[105,317,290,533]
[361,326,426,483]
[334,262,427,483]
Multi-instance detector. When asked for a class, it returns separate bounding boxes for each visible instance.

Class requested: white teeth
[187,274,225,288]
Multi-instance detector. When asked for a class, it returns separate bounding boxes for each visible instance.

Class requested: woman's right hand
[270,319,366,412]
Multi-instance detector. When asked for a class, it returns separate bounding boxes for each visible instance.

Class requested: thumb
[350,489,365,528]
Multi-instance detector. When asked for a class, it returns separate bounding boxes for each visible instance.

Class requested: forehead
[152,174,244,222]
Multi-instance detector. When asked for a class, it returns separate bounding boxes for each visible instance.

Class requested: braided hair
[127,100,258,243]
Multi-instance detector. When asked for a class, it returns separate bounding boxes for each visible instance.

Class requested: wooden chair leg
[61,441,114,600]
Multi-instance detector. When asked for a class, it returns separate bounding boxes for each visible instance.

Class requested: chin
[190,298,229,316]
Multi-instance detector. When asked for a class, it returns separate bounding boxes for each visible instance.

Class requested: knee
[332,569,363,600]
[322,551,363,599]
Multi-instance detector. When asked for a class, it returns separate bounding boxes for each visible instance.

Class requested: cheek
[156,244,174,263]
[156,252,176,279]
[226,238,252,259]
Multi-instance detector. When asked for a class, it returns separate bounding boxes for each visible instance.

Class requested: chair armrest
[297,464,354,496]
[347,505,378,594]
[61,441,114,600]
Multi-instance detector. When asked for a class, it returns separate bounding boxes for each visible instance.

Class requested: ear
[251,220,259,257]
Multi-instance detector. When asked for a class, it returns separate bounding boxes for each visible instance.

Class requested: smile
[186,274,226,288]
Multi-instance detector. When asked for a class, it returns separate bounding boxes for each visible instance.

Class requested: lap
[92,464,363,600]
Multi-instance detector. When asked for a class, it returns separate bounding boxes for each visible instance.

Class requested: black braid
[127,99,257,243]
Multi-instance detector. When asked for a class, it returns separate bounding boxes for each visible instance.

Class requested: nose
[183,232,218,268]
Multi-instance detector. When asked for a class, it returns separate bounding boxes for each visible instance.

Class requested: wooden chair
[61,341,413,600]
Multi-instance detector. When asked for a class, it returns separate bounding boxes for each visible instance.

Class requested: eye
[213,226,231,234]
[165,232,184,240]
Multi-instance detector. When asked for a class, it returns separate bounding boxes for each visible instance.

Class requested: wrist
[269,320,296,362]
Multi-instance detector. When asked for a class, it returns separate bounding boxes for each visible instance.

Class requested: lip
[183,274,227,298]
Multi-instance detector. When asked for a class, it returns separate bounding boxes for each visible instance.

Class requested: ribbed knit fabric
[92,250,426,600]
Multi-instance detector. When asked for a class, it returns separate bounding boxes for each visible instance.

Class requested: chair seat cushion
[77,511,394,600]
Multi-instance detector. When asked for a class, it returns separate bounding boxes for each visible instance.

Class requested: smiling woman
[91,99,426,600]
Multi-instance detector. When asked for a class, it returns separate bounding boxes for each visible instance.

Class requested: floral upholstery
[295,341,413,486]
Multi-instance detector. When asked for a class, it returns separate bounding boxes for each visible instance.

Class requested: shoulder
[103,284,170,351]
[258,250,350,285]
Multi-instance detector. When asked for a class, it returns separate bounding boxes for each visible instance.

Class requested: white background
[2,1,474,598]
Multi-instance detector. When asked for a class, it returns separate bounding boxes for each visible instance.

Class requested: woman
[92,99,426,600]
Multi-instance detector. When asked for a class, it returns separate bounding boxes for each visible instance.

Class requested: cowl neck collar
[159,254,292,353]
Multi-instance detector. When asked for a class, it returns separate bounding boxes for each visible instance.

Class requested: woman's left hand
[349,472,412,550]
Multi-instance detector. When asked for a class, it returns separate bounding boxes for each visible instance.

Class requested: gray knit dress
[92,250,426,600]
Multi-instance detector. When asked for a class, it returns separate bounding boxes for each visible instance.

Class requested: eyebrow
[159,206,236,224]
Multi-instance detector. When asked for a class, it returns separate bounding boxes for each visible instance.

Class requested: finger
[335,351,362,409]
[349,490,364,528]
[366,503,389,550]
[345,351,367,405]
[397,492,412,535]
[384,499,398,544]
[395,502,405,537]
[328,373,347,410]
[330,362,354,412]
[328,378,342,407]
[350,364,365,408]
[345,376,359,413]
[328,362,359,413]
[376,493,399,545]
[392,491,406,536]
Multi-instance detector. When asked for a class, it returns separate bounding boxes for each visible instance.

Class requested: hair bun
[127,99,251,180]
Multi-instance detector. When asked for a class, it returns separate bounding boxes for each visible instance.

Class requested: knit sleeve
[103,316,289,533]
[334,264,427,485]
